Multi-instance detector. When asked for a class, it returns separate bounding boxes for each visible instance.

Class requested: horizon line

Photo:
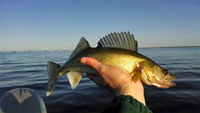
[1,46,200,52]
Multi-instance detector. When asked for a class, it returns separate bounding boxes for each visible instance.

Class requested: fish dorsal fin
[97,32,138,52]
[69,37,90,58]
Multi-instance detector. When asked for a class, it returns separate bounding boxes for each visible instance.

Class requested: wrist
[114,81,146,105]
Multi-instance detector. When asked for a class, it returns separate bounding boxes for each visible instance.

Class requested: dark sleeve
[102,95,152,113]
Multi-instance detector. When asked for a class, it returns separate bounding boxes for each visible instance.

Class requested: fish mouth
[152,81,176,88]
[169,82,176,87]
[159,75,176,88]
[166,76,176,87]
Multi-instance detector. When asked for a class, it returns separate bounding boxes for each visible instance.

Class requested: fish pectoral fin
[67,71,83,89]
[131,72,140,83]
[131,61,144,82]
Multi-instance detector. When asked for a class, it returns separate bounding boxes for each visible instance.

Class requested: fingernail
[81,57,87,65]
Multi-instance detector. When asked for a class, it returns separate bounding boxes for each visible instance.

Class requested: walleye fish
[47,32,176,96]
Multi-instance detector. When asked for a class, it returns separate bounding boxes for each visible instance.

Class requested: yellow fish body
[47,32,176,96]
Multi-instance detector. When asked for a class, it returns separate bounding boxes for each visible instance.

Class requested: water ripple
[0,48,200,113]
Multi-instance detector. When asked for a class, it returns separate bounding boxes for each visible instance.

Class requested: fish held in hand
[47,32,176,96]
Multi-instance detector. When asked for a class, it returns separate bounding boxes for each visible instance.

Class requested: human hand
[81,57,146,105]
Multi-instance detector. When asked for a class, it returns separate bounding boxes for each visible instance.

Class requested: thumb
[81,57,104,73]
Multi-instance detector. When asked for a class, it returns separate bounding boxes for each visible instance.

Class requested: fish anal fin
[69,37,91,59]
[67,71,83,89]
[131,61,144,82]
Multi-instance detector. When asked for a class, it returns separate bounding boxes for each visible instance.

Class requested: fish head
[141,62,176,88]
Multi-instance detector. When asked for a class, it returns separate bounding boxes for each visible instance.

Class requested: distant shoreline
[1,46,200,52]
[139,46,200,49]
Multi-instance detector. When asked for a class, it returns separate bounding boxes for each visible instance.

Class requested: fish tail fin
[47,61,61,96]
[67,71,83,89]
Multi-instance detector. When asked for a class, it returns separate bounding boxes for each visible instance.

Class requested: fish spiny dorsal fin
[97,32,138,52]
[69,37,90,59]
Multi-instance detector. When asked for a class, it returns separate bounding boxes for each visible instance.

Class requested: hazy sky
[1,0,200,51]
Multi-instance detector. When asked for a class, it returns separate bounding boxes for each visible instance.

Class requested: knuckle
[98,65,105,75]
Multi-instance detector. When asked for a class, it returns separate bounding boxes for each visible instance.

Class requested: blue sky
[1,0,200,51]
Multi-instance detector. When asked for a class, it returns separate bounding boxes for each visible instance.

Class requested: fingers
[86,74,97,81]
[81,57,104,74]
[87,74,105,88]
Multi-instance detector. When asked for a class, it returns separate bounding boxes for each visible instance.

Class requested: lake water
[0,47,200,113]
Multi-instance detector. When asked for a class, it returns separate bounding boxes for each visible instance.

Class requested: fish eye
[164,69,168,75]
